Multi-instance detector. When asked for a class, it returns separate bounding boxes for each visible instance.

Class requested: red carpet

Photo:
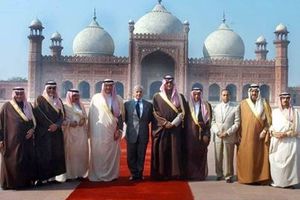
[66,139,194,200]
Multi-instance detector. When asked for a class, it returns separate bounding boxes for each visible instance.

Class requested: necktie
[136,101,140,118]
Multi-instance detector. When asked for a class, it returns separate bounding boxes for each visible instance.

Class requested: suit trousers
[127,137,148,178]
[214,141,235,179]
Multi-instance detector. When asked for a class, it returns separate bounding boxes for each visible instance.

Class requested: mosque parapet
[133,33,185,40]
[188,57,275,66]
[42,55,129,64]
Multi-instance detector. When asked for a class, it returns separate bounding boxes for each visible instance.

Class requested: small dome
[134,2,183,34]
[275,23,288,33]
[203,22,245,59]
[73,17,114,56]
[29,18,43,29]
[256,35,266,44]
[51,32,62,40]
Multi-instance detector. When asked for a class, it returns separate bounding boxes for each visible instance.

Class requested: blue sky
[0,0,299,86]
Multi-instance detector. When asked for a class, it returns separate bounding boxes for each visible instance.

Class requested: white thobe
[269,108,300,187]
[88,93,123,181]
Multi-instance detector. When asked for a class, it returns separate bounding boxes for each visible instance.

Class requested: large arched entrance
[141,51,175,99]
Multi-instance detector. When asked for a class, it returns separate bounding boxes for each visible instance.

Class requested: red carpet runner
[66,140,194,200]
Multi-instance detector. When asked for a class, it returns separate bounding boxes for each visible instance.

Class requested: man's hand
[114,130,122,141]
[48,124,58,132]
[0,142,3,153]
[78,118,86,126]
[69,121,78,127]
[26,129,34,139]
[218,132,227,139]
[259,130,267,140]
[202,135,209,145]
[164,121,174,129]
[273,132,287,139]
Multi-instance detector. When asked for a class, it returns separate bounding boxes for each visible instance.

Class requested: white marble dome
[134,2,183,34]
[29,18,43,28]
[73,18,114,56]
[275,23,288,33]
[203,22,245,59]
[256,35,266,44]
[51,32,62,40]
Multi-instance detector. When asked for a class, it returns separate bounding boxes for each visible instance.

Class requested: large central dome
[134,1,183,34]
[203,21,245,59]
[73,17,114,56]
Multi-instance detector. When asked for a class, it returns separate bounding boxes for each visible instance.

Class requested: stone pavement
[0,142,299,200]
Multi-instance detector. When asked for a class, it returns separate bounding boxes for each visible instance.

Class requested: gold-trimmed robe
[237,99,271,184]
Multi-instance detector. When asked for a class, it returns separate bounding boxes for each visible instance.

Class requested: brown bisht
[33,96,66,181]
[184,101,212,180]
[0,102,36,189]
[151,93,187,180]
[236,99,272,184]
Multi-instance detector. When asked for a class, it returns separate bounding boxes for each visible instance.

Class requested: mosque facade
[24,1,294,105]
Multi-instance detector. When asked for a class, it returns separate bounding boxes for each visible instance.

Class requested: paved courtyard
[1,142,299,200]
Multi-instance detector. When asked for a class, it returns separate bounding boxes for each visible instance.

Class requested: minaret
[128,19,135,99]
[28,18,44,101]
[273,23,290,103]
[50,32,63,57]
[255,36,268,60]
[183,20,190,97]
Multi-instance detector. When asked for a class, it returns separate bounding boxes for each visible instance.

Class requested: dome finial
[158,0,162,4]
[222,11,226,23]
[93,8,97,21]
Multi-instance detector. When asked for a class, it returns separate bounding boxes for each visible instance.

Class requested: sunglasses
[47,87,56,90]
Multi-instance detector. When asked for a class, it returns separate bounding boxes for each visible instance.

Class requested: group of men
[0,75,300,190]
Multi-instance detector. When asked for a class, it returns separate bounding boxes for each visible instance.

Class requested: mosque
[14,1,299,105]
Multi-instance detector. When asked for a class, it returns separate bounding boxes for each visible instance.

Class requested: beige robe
[62,104,89,180]
[237,99,272,184]
[88,93,124,181]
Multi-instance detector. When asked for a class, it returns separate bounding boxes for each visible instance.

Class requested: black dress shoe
[129,176,141,181]
[49,180,61,184]
[34,180,43,186]
[226,178,233,183]
[216,176,223,181]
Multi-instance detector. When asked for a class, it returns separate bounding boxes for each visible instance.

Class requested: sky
[0,0,299,86]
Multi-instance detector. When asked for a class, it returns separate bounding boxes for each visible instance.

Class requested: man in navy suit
[124,85,154,180]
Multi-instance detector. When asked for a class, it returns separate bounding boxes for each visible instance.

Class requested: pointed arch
[78,81,90,99]
[115,82,124,98]
[242,84,251,99]
[61,80,73,98]
[95,81,103,93]
[150,81,162,99]
[260,84,270,101]
[209,83,220,101]
[226,84,237,102]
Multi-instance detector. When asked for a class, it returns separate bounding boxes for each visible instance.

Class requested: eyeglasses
[47,87,56,90]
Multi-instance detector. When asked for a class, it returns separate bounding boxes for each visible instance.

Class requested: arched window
[242,84,251,99]
[115,82,124,98]
[150,81,162,99]
[78,81,90,99]
[260,84,270,101]
[95,81,103,93]
[192,83,203,91]
[0,88,5,99]
[209,83,220,101]
[61,81,73,98]
[226,84,237,102]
